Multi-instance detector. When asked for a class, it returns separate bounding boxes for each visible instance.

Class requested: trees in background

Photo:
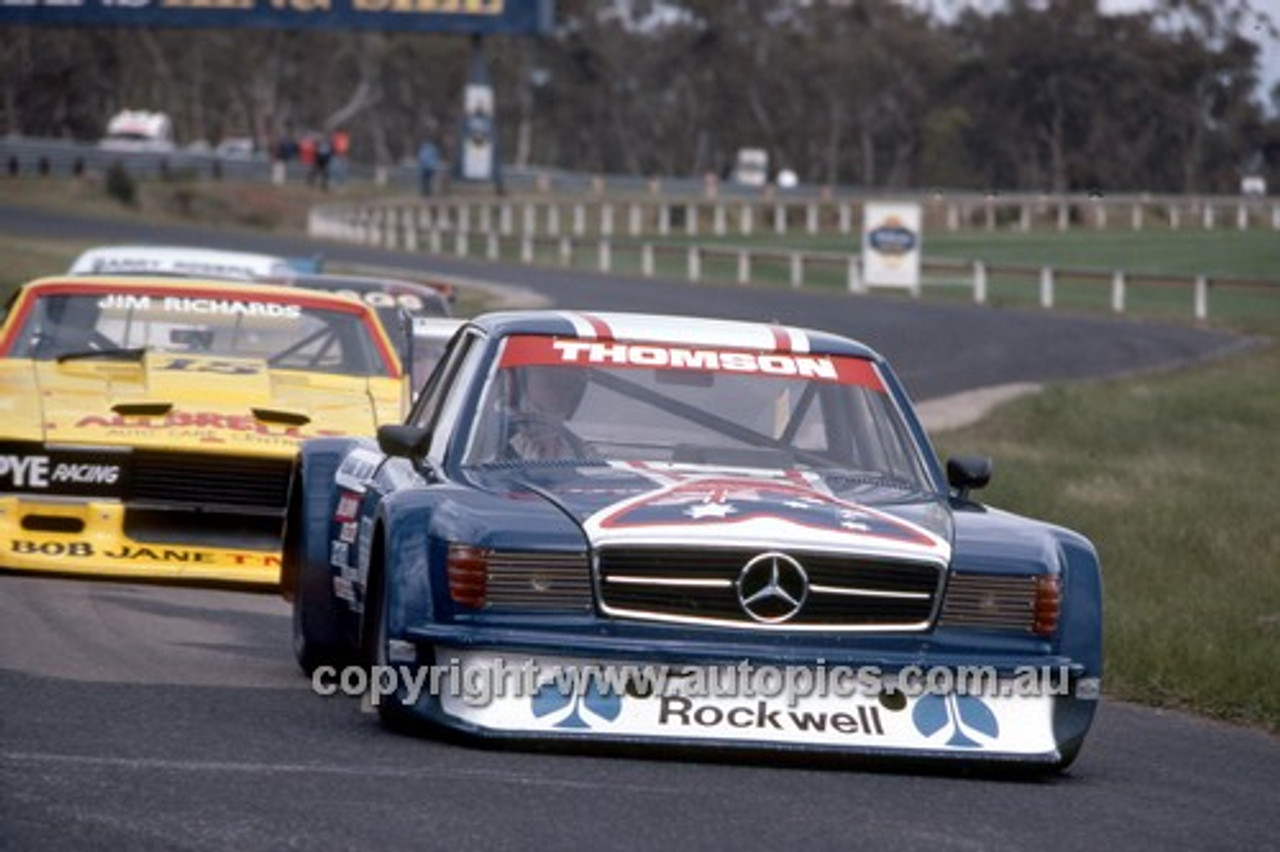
[2,0,1277,193]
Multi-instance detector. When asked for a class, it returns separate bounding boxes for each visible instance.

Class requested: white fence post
[520,235,533,264]
[848,255,865,294]
[499,203,513,236]
[642,243,655,278]
[685,203,698,236]
[559,236,572,267]
[1040,267,1055,308]
[573,203,585,236]
[598,240,612,274]
[454,232,468,258]
[601,203,614,238]
[629,203,642,236]
[838,202,852,234]
[714,204,726,236]
[741,204,754,236]
[687,246,701,281]
[381,209,396,249]
[658,204,670,236]
[806,203,819,235]
[547,203,561,237]
[737,249,751,285]
[973,260,987,304]
[487,232,500,261]
[790,252,803,288]
[1111,271,1126,313]
[1194,275,1209,320]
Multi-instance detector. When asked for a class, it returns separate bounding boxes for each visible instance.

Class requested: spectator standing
[331,130,350,188]
[272,133,295,186]
[298,135,316,170]
[417,139,440,198]
[309,134,333,191]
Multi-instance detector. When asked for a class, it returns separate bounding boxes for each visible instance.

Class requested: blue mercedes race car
[283,310,1101,770]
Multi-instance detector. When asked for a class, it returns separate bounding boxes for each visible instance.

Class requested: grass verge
[933,334,1280,732]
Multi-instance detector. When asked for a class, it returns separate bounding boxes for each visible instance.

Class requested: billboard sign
[862,202,922,292]
[0,0,555,34]
[461,82,495,181]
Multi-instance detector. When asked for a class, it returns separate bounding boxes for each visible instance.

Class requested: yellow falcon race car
[0,275,408,587]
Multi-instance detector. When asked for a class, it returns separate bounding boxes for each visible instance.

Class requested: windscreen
[465,335,930,488]
[7,288,395,378]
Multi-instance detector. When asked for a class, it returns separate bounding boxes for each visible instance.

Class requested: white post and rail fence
[309,197,1278,322]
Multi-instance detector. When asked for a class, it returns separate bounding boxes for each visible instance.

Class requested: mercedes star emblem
[736,552,809,623]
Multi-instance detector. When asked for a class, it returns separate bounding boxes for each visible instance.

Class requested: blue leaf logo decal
[531,668,622,730]
[581,683,623,723]
[532,680,574,719]
[912,694,950,737]
[955,695,999,739]
[912,694,999,748]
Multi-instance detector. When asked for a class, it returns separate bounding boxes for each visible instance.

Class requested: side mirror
[377,424,430,459]
[946,455,992,501]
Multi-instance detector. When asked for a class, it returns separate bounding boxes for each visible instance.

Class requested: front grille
[597,548,942,631]
[120,451,295,549]
[938,574,1039,632]
[485,551,593,612]
[127,451,294,513]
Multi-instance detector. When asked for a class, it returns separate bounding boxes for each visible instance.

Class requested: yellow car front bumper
[0,496,282,587]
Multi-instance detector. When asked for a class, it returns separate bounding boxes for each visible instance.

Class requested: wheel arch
[280,437,360,601]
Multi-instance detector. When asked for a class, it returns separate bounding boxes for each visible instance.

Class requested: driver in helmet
[504,365,592,460]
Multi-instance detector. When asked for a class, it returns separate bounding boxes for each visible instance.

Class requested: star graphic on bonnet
[685,502,737,519]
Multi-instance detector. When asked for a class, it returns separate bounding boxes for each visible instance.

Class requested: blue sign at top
[0,0,555,35]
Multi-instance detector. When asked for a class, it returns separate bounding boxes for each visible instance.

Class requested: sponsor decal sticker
[330,540,351,569]
[0,450,125,497]
[334,449,384,492]
[73,412,336,438]
[497,336,883,390]
[98,294,303,319]
[334,491,362,522]
[433,652,1058,754]
[7,540,279,568]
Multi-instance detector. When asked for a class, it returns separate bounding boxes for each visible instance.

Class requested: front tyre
[361,557,419,732]
[285,478,349,676]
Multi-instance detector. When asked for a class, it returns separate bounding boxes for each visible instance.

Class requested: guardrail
[309,200,1277,322]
